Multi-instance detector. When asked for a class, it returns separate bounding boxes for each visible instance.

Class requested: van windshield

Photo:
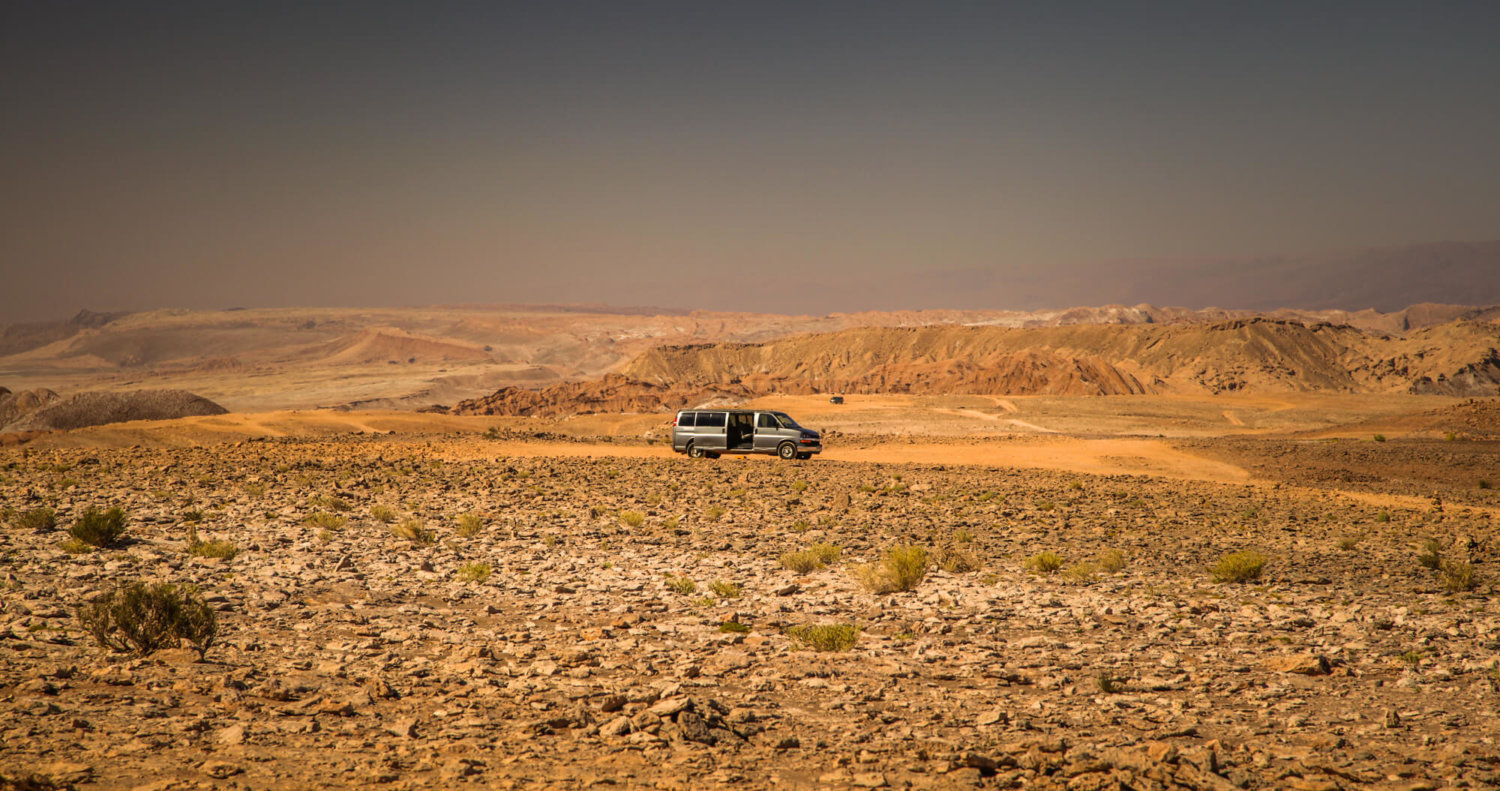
[773,412,800,429]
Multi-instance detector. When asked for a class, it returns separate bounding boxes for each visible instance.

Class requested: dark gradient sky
[3,1,1499,322]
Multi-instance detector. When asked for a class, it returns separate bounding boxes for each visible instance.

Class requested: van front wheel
[778,443,797,460]
[687,443,705,459]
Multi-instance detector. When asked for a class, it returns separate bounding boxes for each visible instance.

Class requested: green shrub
[1211,550,1268,583]
[666,576,696,595]
[456,513,484,537]
[76,581,217,657]
[392,520,435,546]
[13,507,57,532]
[1372,434,1386,443]
[709,580,741,598]
[1375,509,1392,523]
[787,623,859,652]
[457,561,492,583]
[719,621,750,634]
[618,511,645,528]
[69,507,127,548]
[1023,551,1065,575]
[853,544,929,593]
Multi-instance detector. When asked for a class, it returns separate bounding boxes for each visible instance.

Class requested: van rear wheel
[687,443,705,459]
[778,443,797,460]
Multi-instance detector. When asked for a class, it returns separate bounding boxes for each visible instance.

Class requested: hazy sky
[3,1,1498,321]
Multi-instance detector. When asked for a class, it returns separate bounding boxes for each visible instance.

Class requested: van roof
[677,408,776,414]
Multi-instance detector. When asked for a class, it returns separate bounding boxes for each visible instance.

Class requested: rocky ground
[2,433,1498,789]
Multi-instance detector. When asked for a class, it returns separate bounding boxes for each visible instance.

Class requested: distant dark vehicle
[672,409,821,460]
[829,395,844,404]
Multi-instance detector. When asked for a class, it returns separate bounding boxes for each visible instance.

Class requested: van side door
[754,412,785,452]
[696,411,728,451]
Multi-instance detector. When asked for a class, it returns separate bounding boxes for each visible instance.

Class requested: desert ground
[2,392,1498,790]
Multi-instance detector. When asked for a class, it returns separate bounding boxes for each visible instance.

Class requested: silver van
[672,409,822,460]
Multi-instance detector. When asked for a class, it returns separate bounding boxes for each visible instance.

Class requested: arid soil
[2,416,1498,789]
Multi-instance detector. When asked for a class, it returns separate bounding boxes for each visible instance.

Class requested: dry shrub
[618,511,645,528]
[457,561,492,582]
[937,545,982,573]
[709,580,741,598]
[185,527,239,560]
[77,581,217,657]
[1416,539,1443,570]
[13,507,57,532]
[305,512,346,530]
[1023,551,1064,575]
[1440,561,1477,592]
[1095,549,1127,573]
[1211,550,1267,583]
[370,505,396,523]
[392,520,436,546]
[457,513,484,537]
[853,544,929,593]
[780,550,825,574]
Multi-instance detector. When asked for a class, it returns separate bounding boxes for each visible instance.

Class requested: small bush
[185,528,238,560]
[1211,550,1267,583]
[69,507,128,548]
[1444,432,1458,442]
[780,550,825,574]
[77,581,217,657]
[1373,434,1387,443]
[853,544,929,594]
[1097,671,1124,694]
[1440,561,1477,592]
[457,561,492,583]
[13,507,57,532]
[243,481,268,497]
[1036,500,1056,511]
[370,505,396,523]
[1375,509,1391,523]
[311,494,352,512]
[391,520,436,546]
[1416,538,1443,570]
[667,576,697,595]
[786,623,859,652]
[937,545,982,573]
[1062,562,1096,582]
[305,512,346,530]
[1023,551,1064,575]
[1337,535,1362,551]
[456,513,484,537]
[789,519,811,533]
[59,538,93,554]
[1095,549,1127,573]
[705,505,726,522]
[719,621,750,634]
[1480,479,1493,490]
[809,543,842,564]
[619,511,645,528]
[709,580,741,599]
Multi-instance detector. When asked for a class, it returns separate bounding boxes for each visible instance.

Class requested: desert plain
[2,307,1499,790]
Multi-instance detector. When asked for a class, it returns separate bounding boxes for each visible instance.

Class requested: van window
[757,413,778,428]
[677,412,696,427]
[700,412,727,427]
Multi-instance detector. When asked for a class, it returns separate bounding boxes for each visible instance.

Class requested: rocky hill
[451,318,1500,416]
[0,388,228,433]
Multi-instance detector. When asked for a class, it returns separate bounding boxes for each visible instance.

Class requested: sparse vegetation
[370,505,397,523]
[1023,551,1065,575]
[853,544,929,593]
[1373,434,1387,442]
[1211,550,1268,583]
[810,542,842,564]
[780,550,824,574]
[786,623,859,652]
[937,544,981,573]
[1095,549,1126,573]
[1416,538,1443,570]
[305,512,347,530]
[704,505,726,522]
[1480,479,1493,490]
[1375,509,1392,523]
[457,561,492,582]
[709,580,741,598]
[1096,671,1123,694]
[69,507,128,548]
[391,519,436,546]
[76,581,217,657]
[719,621,751,634]
[185,527,239,560]
[666,576,697,595]
[310,494,352,512]
[12,507,57,532]
[619,510,645,528]
[1337,535,1362,551]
